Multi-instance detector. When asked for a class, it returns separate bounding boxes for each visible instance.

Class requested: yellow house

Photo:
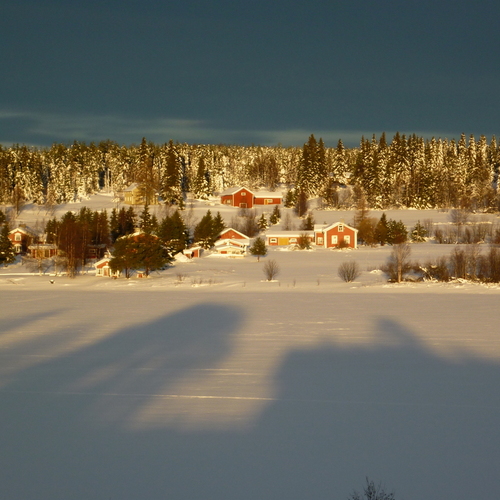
[122,183,159,205]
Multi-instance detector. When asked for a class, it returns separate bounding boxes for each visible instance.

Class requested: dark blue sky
[1,0,499,147]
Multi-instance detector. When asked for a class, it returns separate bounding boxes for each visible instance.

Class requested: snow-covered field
[1,195,500,499]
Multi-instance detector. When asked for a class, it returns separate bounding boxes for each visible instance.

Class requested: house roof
[123,183,141,192]
[218,227,249,240]
[253,191,283,199]
[266,231,314,238]
[94,257,112,267]
[314,222,357,233]
[220,186,255,196]
[9,226,36,237]
[214,238,249,248]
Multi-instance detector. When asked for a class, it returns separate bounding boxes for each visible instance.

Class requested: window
[317,236,324,245]
[241,191,246,196]
[270,238,277,244]
[266,199,273,204]
[289,237,297,243]
[15,233,22,241]
[338,224,344,232]
[344,235,350,245]
[331,235,338,245]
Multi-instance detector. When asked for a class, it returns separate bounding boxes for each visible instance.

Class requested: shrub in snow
[263,259,280,281]
[338,261,360,282]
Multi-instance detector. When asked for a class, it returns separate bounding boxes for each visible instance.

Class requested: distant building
[122,183,159,205]
[220,187,282,208]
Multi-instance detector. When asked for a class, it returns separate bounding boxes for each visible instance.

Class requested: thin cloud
[0,109,475,148]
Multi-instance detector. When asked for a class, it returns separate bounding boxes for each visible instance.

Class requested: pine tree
[249,236,267,261]
[0,224,15,266]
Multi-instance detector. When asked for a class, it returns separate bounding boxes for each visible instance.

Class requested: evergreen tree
[132,233,172,276]
[249,236,267,261]
[139,204,154,234]
[109,236,138,279]
[375,213,389,245]
[411,220,427,242]
[58,212,85,277]
[161,140,181,204]
[387,219,408,244]
[212,211,225,236]
[257,213,268,231]
[299,212,315,230]
[269,205,281,225]
[158,210,189,252]
[94,211,110,246]
[284,190,296,208]
[193,210,215,248]
[0,224,15,266]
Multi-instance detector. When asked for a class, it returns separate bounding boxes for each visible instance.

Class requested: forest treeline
[1,132,499,211]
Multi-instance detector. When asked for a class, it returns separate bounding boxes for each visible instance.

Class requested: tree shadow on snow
[1,313,500,500]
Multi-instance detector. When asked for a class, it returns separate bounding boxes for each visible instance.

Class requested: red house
[217,228,249,241]
[314,222,358,249]
[8,225,37,254]
[220,187,282,208]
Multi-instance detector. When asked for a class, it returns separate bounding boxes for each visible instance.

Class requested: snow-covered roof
[214,238,249,248]
[218,228,249,240]
[314,222,357,232]
[220,186,255,196]
[253,191,283,198]
[9,226,36,237]
[265,231,314,237]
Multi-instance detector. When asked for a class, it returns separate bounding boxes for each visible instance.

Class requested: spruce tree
[249,236,267,261]
[0,224,15,266]
[257,213,268,231]
[212,211,225,236]
[193,210,215,248]
[375,213,389,245]
[269,205,281,225]
[411,220,427,242]
[139,204,154,234]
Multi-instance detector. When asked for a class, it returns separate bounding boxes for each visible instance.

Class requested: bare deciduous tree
[383,242,412,282]
[263,259,280,281]
[348,477,396,500]
[338,261,360,282]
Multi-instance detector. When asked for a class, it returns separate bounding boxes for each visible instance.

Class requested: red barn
[220,187,255,208]
[314,222,358,249]
[220,187,282,208]
[253,191,283,206]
